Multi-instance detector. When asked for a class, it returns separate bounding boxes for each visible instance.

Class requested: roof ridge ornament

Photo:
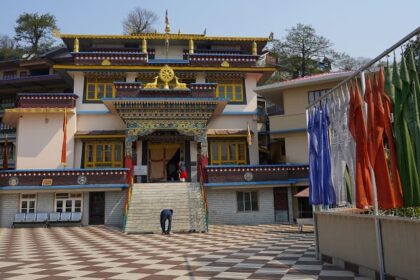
[144,65,186,90]
[165,10,170,34]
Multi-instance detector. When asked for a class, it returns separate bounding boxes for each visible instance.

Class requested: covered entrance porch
[102,74,226,184]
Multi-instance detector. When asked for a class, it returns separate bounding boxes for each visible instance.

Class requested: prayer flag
[61,108,67,167]
[247,122,252,146]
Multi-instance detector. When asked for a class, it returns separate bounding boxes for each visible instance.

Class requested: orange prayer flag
[348,82,373,208]
[247,122,252,146]
[61,109,67,167]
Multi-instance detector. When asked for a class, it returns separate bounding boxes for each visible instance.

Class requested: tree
[333,52,371,71]
[122,7,158,34]
[271,23,336,78]
[14,12,58,56]
[0,35,24,60]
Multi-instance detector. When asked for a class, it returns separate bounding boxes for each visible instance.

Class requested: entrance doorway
[148,143,182,182]
[89,192,105,225]
[273,187,289,223]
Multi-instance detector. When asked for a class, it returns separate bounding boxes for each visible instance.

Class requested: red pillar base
[124,155,133,184]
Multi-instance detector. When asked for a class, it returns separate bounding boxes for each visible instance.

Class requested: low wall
[315,211,420,280]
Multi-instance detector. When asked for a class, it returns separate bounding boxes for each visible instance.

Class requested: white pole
[359,71,385,280]
[306,108,320,260]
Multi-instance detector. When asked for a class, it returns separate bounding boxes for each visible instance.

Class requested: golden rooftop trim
[53,64,275,72]
[5,108,76,114]
[57,33,270,42]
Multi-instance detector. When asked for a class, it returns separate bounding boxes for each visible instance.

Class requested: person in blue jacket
[160,209,173,234]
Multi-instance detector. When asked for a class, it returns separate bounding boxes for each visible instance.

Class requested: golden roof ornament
[159,65,174,89]
[144,65,186,90]
[165,10,170,34]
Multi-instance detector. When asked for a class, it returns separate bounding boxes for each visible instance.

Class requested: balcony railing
[269,113,307,131]
[0,168,129,188]
[188,53,259,67]
[73,52,148,66]
[266,105,284,116]
[205,164,309,185]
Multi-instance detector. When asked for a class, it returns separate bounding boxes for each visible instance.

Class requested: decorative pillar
[195,133,208,183]
[73,38,79,53]
[252,41,257,55]
[287,187,294,223]
[124,134,136,184]
[189,39,194,54]
[141,38,147,53]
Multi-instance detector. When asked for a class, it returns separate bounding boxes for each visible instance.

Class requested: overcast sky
[1,0,419,58]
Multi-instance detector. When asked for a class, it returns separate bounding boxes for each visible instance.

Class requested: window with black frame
[237,191,259,212]
[307,88,330,104]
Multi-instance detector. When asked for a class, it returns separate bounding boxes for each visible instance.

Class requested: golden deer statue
[144,76,159,89]
[174,76,187,89]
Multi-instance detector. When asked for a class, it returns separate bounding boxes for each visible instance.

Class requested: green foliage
[365,207,420,218]
[382,207,420,218]
[14,12,58,56]
[0,35,24,60]
[270,23,335,79]
[403,36,420,72]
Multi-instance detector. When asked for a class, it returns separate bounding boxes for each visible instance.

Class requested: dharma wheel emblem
[244,172,254,182]
[9,177,19,186]
[159,65,175,89]
[77,175,88,185]
[144,65,187,90]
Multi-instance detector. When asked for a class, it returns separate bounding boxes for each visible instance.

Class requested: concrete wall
[380,216,420,279]
[207,188,274,224]
[105,191,126,227]
[0,194,19,227]
[270,113,306,131]
[266,81,340,165]
[74,139,83,168]
[316,212,420,280]
[153,44,185,60]
[16,112,76,169]
[285,133,308,163]
[316,212,379,271]
[37,193,54,213]
[82,192,89,225]
[77,114,126,131]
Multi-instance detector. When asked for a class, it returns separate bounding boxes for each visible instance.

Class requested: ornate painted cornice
[73,52,147,66]
[16,93,78,109]
[59,33,270,42]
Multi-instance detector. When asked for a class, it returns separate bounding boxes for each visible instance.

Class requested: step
[125,182,206,234]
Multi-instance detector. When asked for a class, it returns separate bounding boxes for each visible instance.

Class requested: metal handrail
[307,26,420,109]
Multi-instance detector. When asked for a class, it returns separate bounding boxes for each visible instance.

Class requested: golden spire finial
[141,38,147,53]
[165,10,170,34]
[73,38,79,53]
[189,39,194,54]
[252,41,257,55]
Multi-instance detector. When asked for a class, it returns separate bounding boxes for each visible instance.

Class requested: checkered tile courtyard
[0,225,370,280]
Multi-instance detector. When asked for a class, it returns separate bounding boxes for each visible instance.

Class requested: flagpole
[360,71,385,280]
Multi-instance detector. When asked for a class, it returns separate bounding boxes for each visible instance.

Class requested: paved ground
[0,225,369,280]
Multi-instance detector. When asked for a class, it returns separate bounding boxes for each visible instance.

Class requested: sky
[0,0,419,59]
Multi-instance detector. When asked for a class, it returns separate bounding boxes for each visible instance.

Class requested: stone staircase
[124,182,207,234]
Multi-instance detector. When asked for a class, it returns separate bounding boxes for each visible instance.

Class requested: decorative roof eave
[102,97,227,120]
[53,64,275,73]
[58,33,270,42]
[75,130,125,139]
[3,108,75,127]
[207,129,254,137]
[255,71,355,94]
